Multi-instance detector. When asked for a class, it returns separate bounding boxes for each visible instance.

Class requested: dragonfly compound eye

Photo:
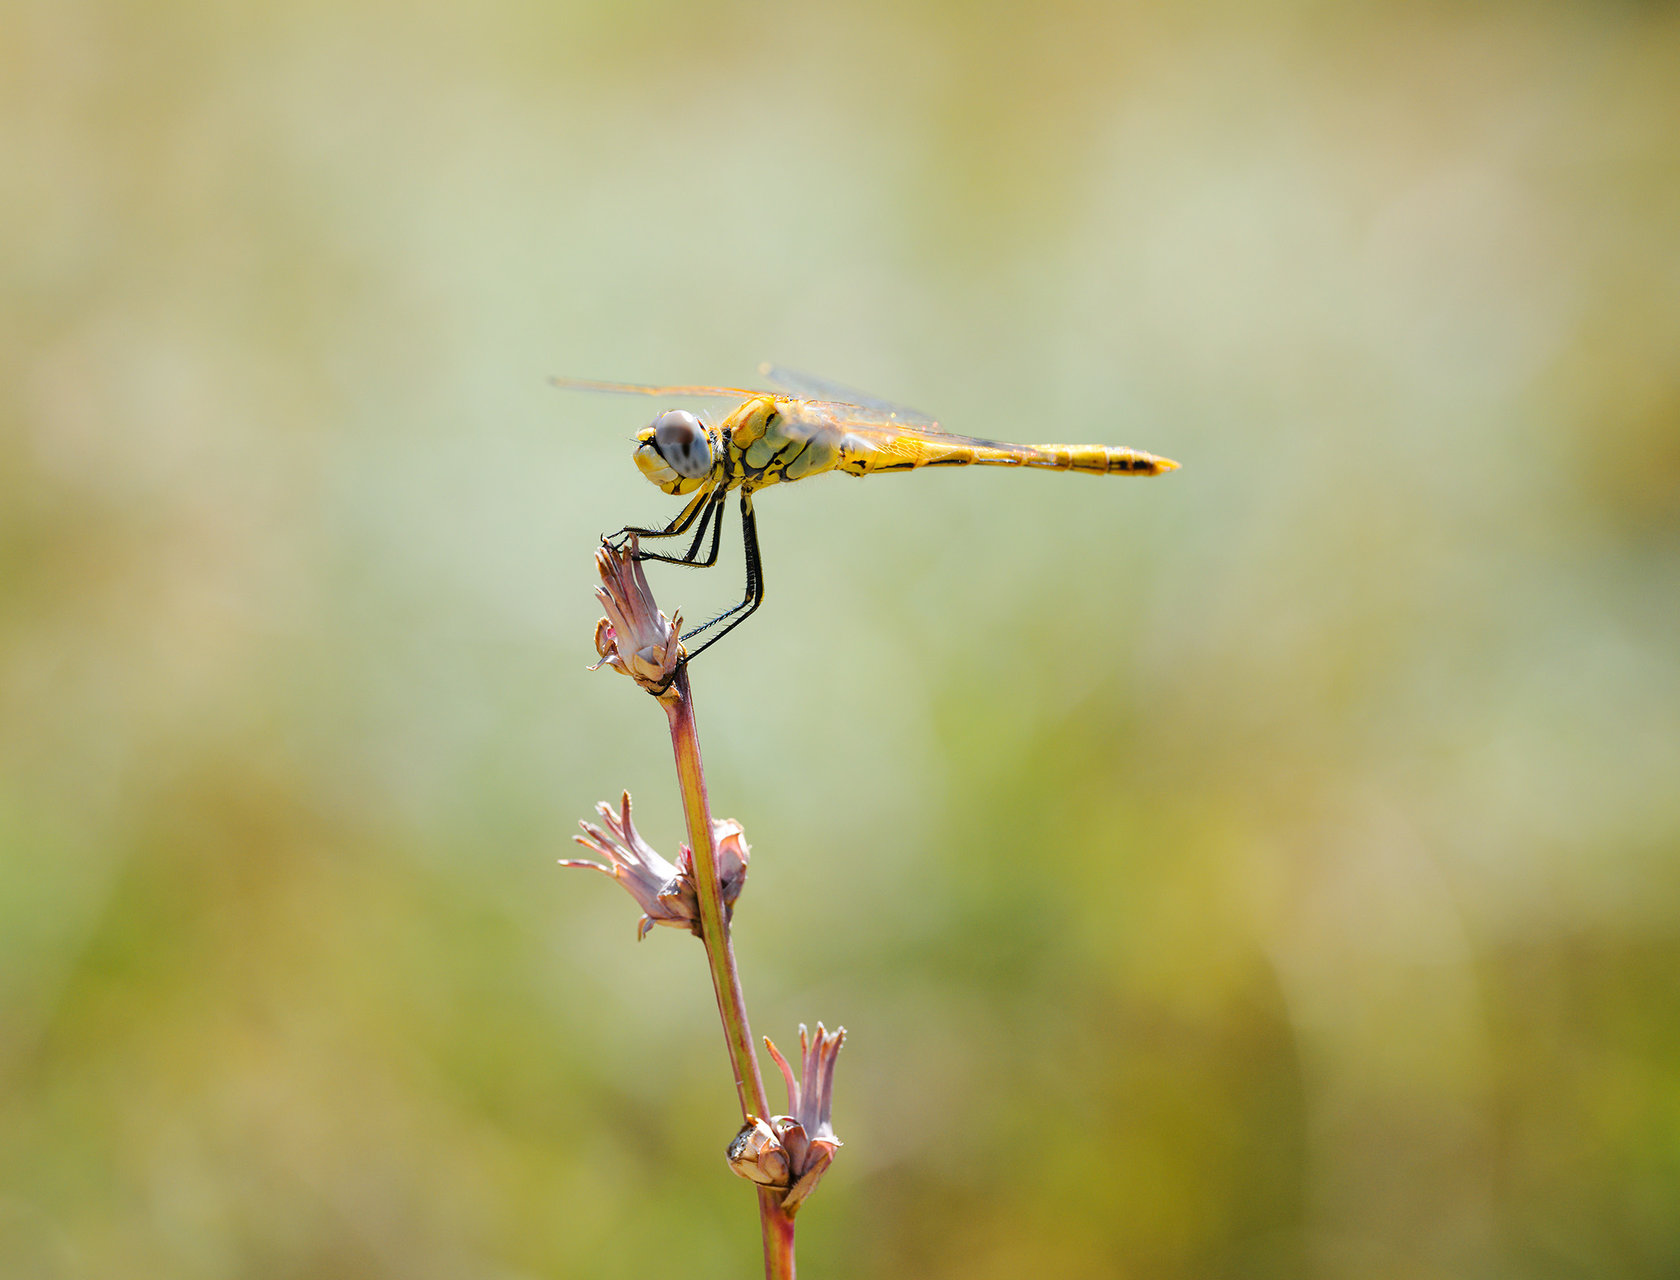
[651,410,713,479]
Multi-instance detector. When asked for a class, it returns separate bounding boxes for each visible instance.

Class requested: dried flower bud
[562,792,749,939]
[724,1023,846,1211]
[726,1115,790,1187]
[589,537,683,698]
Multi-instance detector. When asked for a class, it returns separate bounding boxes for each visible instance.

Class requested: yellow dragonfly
[556,366,1180,660]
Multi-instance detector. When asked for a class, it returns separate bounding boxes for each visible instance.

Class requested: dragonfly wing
[772,404,1042,465]
[831,418,1037,460]
[551,375,766,400]
[758,365,942,429]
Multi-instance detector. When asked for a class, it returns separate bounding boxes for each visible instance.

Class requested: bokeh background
[4,2,1678,1277]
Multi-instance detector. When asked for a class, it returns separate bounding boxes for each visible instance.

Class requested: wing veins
[551,376,765,400]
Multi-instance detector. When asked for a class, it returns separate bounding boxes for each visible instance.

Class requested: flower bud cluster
[589,538,683,698]
[562,792,748,939]
[725,1024,846,1211]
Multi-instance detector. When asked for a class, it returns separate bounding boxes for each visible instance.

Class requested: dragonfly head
[634,409,716,494]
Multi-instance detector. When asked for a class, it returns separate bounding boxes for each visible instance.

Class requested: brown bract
[589,537,683,699]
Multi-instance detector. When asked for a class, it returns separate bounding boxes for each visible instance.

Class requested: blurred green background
[4,2,1678,1277]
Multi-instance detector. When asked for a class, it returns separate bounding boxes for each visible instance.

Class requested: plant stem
[758,1189,797,1275]
[663,664,797,1279]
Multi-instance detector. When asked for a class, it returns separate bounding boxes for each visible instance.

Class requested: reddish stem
[664,664,797,1279]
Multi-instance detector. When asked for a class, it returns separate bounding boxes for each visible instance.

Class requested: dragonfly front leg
[634,487,728,569]
[606,486,712,551]
[680,491,764,661]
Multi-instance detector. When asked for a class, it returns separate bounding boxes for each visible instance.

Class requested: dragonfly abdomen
[1016,443,1179,476]
[838,437,1177,477]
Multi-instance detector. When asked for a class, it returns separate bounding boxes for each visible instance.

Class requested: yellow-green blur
[3,3,1678,1278]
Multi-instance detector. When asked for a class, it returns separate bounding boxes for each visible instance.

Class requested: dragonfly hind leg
[680,491,764,661]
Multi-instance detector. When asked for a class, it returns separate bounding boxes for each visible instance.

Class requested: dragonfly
[556,366,1180,661]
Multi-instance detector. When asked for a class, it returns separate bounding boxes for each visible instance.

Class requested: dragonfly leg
[680,491,764,660]
[634,487,728,569]
[606,487,712,550]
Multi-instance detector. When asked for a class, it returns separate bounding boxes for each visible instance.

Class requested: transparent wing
[772,400,1039,460]
[757,364,941,429]
[550,375,765,400]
